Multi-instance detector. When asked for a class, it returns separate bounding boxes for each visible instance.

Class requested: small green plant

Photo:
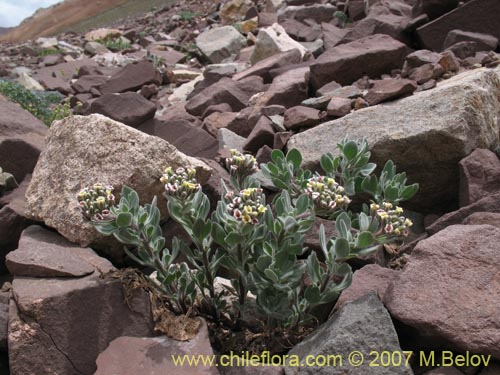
[0,166,18,196]
[46,97,75,125]
[37,48,61,57]
[334,10,351,29]
[146,50,166,69]
[179,10,199,21]
[78,140,418,342]
[98,37,131,51]
[0,80,72,126]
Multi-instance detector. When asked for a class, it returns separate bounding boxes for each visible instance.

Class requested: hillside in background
[0,0,131,42]
[0,27,12,35]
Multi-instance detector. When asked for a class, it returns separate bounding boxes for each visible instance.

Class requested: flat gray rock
[286,293,412,375]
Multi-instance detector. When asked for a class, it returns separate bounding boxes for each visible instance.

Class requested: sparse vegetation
[0,80,74,126]
[0,166,18,196]
[98,37,131,51]
[179,11,199,21]
[37,47,61,57]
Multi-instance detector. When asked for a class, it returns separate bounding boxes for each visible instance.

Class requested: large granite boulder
[25,114,211,254]
[288,67,500,212]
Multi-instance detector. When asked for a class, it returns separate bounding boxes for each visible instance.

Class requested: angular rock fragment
[250,23,308,65]
[283,106,321,130]
[88,92,156,128]
[385,224,500,358]
[196,26,247,64]
[6,226,100,277]
[364,78,417,105]
[459,148,500,207]
[416,0,500,51]
[309,34,408,89]
[94,320,217,375]
[0,98,47,183]
[286,293,412,375]
[98,60,162,94]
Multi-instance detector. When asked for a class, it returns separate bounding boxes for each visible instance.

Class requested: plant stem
[237,243,246,306]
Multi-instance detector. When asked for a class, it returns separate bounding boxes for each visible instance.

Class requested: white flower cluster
[77,183,115,221]
[225,188,267,225]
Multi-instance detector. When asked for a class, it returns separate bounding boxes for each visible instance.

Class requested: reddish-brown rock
[408,63,444,84]
[34,59,96,94]
[71,74,108,94]
[385,224,500,358]
[94,320,217,375]
[364,78,417,105]
[427,192,500,235]
[88,92,156,128]
[0,98,47,183]
[459,148,500,207]
[202,103,234,119]
[341,0,413,44]
[416,0,500,51]
[138,118,219,159]
[0,177,32,260]
[6,226,100,277]
[283,106,321,130]
[335,264,398,311]
[321,23,348,50]
[243,116,275,153]
[444,30,498,52]
[98,60,162,94]
[256,67,309,107]
[202,112,239,137]
[463,212,500,229]
[310,34,408,89]
[186,77,250,117]
[273,131,292,149]
[9,273,153,375]
[316,80,342,96]
[401,49,442,77]
[326,97,352,117]
[232,49,302,82]
[412,0,459,21]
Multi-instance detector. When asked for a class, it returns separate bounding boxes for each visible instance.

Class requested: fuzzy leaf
[286,149,302,170]
[356,231,375,248]
[335,238,350,259]
[320,154,334,174]
[304,286,321,304]
[271,149,285,163]
[361,175,378,195]
[401,184,419,200]
[264,268,279,283]
[385,185,400,202]
[343,140,358,161]
[116,212,132,228]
